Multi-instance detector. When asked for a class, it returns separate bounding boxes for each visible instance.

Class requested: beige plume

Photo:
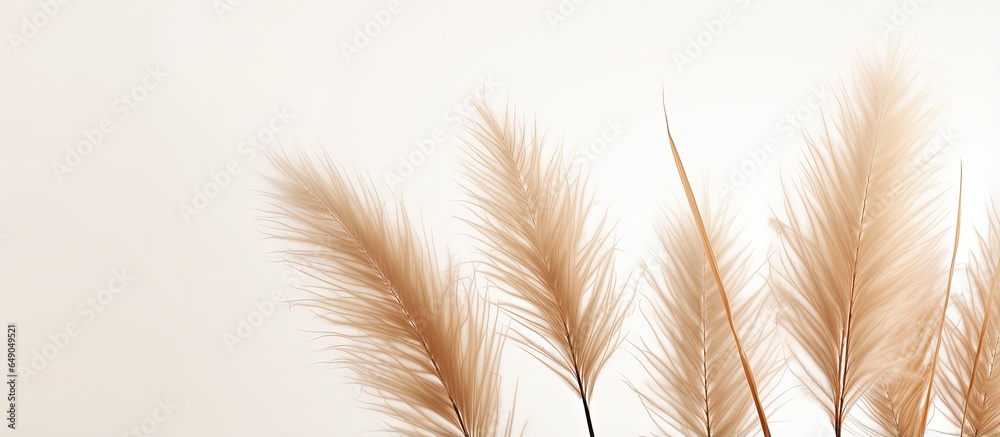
[261,149,506,436]
[941,205,1000,437]
[635,198,779,436]
[860,169,961,436]
[661,107,774,436]
[459,101,629,436]
[771,47,949,436]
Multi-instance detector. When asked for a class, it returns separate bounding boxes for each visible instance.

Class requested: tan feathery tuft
[459,101,629,436]
[771,47,949,436]
[941,205,1000,437]
[635,198,780,437]
[262,149,506,436]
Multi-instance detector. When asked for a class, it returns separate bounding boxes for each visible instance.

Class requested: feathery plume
[459,101,629,436]
[860,168,961,436]
[941,205,1000,437]
[662,105,773,436]
[636,198,778,436]
[261,149,504,436]
[771,47,948,436]
[859,306,937,436]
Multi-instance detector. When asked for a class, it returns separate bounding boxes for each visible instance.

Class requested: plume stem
[661,98,771,437]
[702,290,714,436]
[574,369,596,437]
[567,330,595,436]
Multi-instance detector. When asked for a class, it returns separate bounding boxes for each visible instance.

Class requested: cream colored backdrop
[1,0,997,435]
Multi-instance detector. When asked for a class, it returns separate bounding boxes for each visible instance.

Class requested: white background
[1,0,997,435]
